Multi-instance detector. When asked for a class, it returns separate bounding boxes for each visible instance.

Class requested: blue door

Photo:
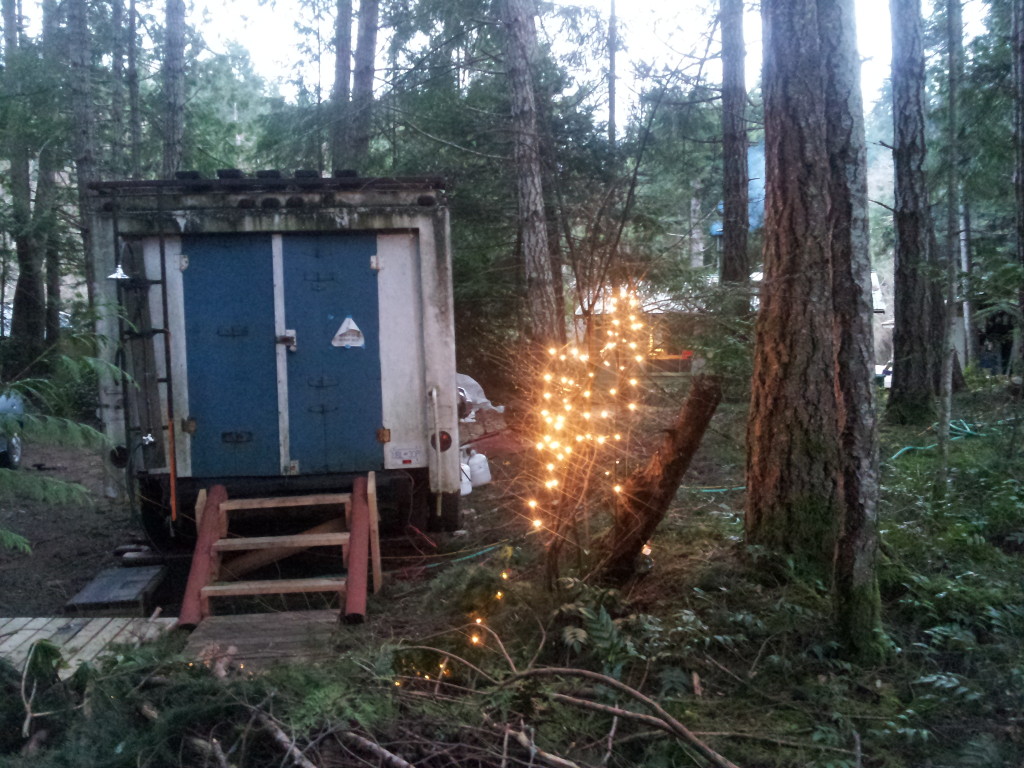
[283,233,383,473]
[182,234,279,477]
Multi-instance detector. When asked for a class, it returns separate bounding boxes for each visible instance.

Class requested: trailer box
[90,174,460,546]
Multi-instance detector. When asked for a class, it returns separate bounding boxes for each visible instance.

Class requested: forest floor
[2,380,1023,767]
[0,444,139,616]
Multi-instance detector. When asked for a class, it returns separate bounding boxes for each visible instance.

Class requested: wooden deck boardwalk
[183,611,340,670]
[0,616,178,679]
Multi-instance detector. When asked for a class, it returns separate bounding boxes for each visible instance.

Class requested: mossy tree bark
[502,0,563,344]
[886,0,938,425]
[749,0,886,661]
[821,0,886,661]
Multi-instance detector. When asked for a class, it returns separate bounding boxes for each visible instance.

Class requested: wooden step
[201,576,347,599]
[213,532,350,552]
[219,493,351,513]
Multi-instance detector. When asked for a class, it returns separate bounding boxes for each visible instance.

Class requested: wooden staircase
[179,474,382,626]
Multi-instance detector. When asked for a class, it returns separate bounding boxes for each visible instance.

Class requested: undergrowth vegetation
[3,386,1023,767]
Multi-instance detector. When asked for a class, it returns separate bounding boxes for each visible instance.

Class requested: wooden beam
[219,493,351,512]
[368,471,382,594]
[201,576,347,598]
[217,518,348,581]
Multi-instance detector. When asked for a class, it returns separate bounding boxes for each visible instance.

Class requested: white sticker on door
[332,316,365,348]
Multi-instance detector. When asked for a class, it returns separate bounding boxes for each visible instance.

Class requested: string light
[531,286,654,538]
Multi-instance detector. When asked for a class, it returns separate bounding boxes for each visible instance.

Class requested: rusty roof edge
[89,175,448,195]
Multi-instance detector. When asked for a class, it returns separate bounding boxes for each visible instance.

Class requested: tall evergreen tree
[887,0,938,424]
[161,0,186,178]
[502,0,562,344]
[747,0,884,659]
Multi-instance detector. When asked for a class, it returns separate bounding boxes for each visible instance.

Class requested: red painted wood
[177,485,229,628]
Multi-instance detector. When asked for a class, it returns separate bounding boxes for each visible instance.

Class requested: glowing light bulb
[547,463,555,472]
[634,355,643,362]
[544,373,552,382]
[543,392,552,400]
[532,519,542,529]
[609,388,617,396]
[549,348,557,355]
[601,410,610,418]
[629,379,637,386]
[496,591,505,599]
[613,485,623,493]
[501,571,509,580]
[528,499,538,508]
[628,403,637,411]
[471,635,481,645]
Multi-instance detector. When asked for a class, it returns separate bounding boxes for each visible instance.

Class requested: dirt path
[0,444,139,616]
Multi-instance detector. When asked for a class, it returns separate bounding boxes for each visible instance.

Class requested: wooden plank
[220,493,351,512]
[202,576,347,598]
[213,532,350,552]
[57,618,176,680]
[0,617,33,642]
[367,471,382,594]
[218,518,348,580]
[7,618,73,668]
[0,618,50,664]
[194,488,208,528]
[183,611,338,668]
[58,617,121,672]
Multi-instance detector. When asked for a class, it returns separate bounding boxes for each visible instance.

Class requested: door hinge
[377,428,391,443]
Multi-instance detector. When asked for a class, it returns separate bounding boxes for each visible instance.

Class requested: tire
[0,434,22,470]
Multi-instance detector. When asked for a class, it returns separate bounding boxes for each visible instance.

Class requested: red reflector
[431,431,453,451]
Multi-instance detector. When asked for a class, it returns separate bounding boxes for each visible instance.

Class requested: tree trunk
[111,0,126,178]
[502,0,562,343]
[748,0,885,659]
[937,0,963,488]
[129,0,143,178]
[331,0,353,171]
[3,0,46,375]
[39,0,63,344]
[596,375,723,583]
[349,0,378,171]
[607,0,616,147]
[747,0,840,578]
[161,0,186,178]
[720,0,748,291]
[1015,0,1024,374]
[887,0,936,424]
[820,0,885,660]
[69,0,98,311]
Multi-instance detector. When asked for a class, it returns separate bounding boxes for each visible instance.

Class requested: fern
[0,468,91,506]
[0,526,30,553]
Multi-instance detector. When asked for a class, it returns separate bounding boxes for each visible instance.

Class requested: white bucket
[460,463,473,495]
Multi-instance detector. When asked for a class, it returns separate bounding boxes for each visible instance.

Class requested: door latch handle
[276,329,297,351]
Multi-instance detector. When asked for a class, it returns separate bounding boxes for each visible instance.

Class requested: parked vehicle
[91,173,461,548]
[0,390,23,469]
